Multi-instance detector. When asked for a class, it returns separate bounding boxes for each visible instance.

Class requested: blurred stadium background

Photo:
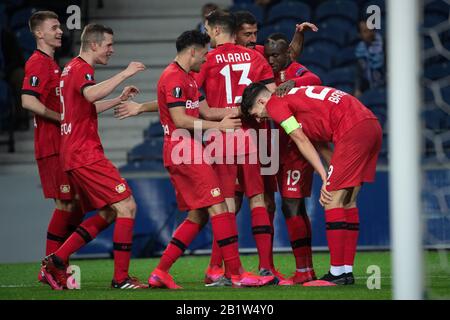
[0,0,449,299]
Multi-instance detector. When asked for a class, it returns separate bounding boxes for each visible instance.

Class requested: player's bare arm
[95,85,140,114]
[170,106,241,132]
[289,127,332,205]
[21,94,61,122]
[114,100,159,119]
[289,22,318,61]
[83,61,146,103]
[198,99,240,121]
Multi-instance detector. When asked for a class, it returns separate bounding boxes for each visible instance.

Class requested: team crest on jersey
[30,76,39,87]
[172,87,183,98]
[60,185,70,193]
[210,188,221,197]
[85,73,94,81]
[115,183,127,194]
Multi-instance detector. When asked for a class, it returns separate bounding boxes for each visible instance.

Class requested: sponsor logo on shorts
[211,188,221,197]
[60,185,71,193]
[115,183,127,194]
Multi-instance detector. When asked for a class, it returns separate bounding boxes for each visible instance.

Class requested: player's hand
[275,80,296,97]
[219,114,242,132]
[295,22,318,33]
[319,181,333,207]
[119,85,140,101]
[123,61,146,78]
[114,100,142,119]
[230,107,241,118]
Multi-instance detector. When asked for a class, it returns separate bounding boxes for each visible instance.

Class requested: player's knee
[281,198,303,219]
[116,197,137,219]
[249,193,265,209]
[55,199,74,212]
[99,207,116,224]
[208,201,229,216]
[187,212,209,228]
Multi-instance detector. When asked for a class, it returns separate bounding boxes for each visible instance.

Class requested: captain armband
[280,116,301,135]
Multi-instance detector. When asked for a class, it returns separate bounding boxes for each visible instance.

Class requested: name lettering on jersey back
[328,90,347,104]
[215,52,251,64]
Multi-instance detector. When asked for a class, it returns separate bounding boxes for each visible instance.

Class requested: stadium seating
[324,67,356,94]
[315,0,358,31]
[266,2,311,25]
[0,79,12,130]
[14,26,35,59]
[9,7,37,30]
[424,62,450,81]
[144,122,164,140]
[423,108,448,132]
[333,46,357,68]
[359,87,387,111]
[121,160,165,172]
[127,137,164,163]
[229,3,264,25]
[303,24,346,52]
[298,46,332,78]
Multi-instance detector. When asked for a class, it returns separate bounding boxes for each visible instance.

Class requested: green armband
[280,116,301,135]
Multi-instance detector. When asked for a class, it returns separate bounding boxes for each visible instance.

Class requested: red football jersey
[158,62,204,167]
[21,50,61,159]
[193,43,274,155]
[59,57,105,171]
[193,43,274,108]
[274,61,322,159]
[255,45,265,56]
[267,86,378,143]
[275,61,322,87]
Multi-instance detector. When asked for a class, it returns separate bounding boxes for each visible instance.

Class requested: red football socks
[267,210,275,269]
[210,212,242,277]
[325,208,346,268]
[112,217,136,283]
[251,207,272,270]
[285,214,313,269]
[55,214,110,263]
[344,207,360,267]
[157,219,202,272]
[46,209,72,256]
[208,235,223,268]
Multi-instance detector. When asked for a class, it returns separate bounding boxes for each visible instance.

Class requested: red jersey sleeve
[164,79,193,108]
[293,70,322,87]
[254,53,274,85]
[22,59,50,98]
[76,64,96,95]
[266,96,293,124]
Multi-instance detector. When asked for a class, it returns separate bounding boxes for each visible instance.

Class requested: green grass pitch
[0,251,448,300]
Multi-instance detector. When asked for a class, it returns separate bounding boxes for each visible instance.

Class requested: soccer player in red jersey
[21,11,84,283]
[234,11,318,60]
[233,12,319,278]
[192,10,279,284]
[264,33,322,285]
[241,83,382,286]
[41,24,147,290]
[147,30,274,289]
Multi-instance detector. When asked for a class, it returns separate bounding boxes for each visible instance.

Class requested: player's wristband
[280,116,301,135]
